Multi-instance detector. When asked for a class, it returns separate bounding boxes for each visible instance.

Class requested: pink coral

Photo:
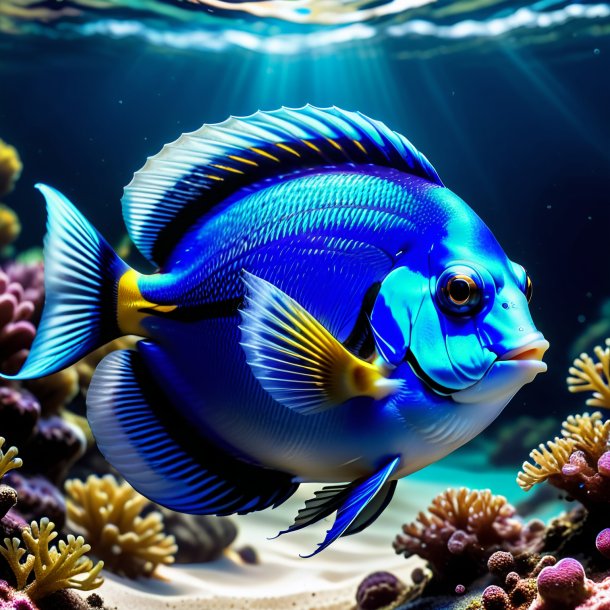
[533,558,593,608]
[595,528,610,559]
[0,271,37,376]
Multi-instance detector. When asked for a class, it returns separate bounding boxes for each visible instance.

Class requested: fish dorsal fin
[122,105,443,266]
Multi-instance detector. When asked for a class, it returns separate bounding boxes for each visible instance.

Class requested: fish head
[370,189,548,418]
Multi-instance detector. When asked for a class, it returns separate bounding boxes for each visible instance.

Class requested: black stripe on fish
[405,350,457,396]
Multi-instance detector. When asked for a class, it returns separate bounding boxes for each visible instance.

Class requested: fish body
[8,106,548,555]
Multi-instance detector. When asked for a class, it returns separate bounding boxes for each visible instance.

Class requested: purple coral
[532,558,593,609]
[2,262,44,325]
[0,271,37,376]
[595,528,610,559]
[393,488,543,591]
[0,580,35,610]
[356,572,405,610]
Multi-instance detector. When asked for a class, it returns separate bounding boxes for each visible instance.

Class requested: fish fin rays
[87,345,299,515]
[122,105,443,266]
[276,457,400,557]
[3,184,127,380]
[239,272,403,415]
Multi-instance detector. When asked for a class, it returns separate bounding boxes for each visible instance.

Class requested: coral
[157,507,237,563]
[595,529,610,559]
[21,416,86,487]
[0,388,40,449]
[0,441,21,483]
[5,473,65,531]
[2,262,44,325]
[393,488,543,592]
[532,558,593,608]
[517,438,575,492]
[0,206,21,254]
[517,412,610,513]
[567,341,610,409]
[0,579,36,610]
[0,517,103,601]
[0,141,21,199]
[356,571,407,610]
[0,270,37,376]
[74,337,138,396]
[24,369,79,418]
[65,475,177,578]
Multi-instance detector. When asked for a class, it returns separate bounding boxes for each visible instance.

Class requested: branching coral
[517,438,575,492]
[567,340,610,409]
[393,488,544,591]
[65,475,177,578]
[0,440,21,482]
[0,517,103,601]
[517,412,610,512]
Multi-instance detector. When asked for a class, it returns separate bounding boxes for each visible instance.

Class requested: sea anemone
[65,475,177,578]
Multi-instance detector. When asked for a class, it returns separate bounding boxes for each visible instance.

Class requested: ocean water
[0,2,609,606]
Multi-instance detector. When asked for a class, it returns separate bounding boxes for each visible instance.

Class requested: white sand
[97,457,528,610]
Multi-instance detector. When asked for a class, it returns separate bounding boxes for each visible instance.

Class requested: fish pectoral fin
[275,456,401,557]
[239,271,402,416]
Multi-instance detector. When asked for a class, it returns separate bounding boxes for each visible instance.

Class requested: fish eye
[437,266,483,316]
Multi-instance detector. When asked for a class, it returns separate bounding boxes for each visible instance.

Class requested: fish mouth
[452,336,549,405]
[498,338,550,363]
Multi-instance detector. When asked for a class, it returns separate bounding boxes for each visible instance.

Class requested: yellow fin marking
[228,155,259,167]
[301,140,322,153]
[205,174,224,182]
[117,269,176,336]
[325,138,343,152]
[276,143,301,157]
[250,147,280,162]
[353,139,367,154]
[211,164,245,175]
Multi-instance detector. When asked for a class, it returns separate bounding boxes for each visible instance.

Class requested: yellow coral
[567,340,610,409]
[0,517,103,600]
[517,437,575,491]
[561,411,610,460]
[0,437,22,479]
[65,474,177,578]
[0,203,21,251]
[0,139,22,198]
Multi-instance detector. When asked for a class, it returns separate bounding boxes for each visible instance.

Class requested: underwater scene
[0,0,610,608]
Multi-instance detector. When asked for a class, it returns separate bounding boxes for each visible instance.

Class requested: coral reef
[356,571,408,610]
[567,340,610,409]
[393,488,544,592]
[65,475,177,578]
[517,411,610,512]
[0,270,37,377]
[0,517,103,600]
[157,507,237,563]
[2,261,44,325]
[0,205,21,255]
[0,141,21,199]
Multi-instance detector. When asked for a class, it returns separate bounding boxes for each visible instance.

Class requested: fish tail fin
[4,184,130,380]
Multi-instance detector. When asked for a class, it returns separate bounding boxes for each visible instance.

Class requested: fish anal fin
[239,272,403,415]
[87,345,298,516]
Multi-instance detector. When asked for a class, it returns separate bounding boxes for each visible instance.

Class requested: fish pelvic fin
[274,456,400,557]
[239,271,403,415]
[4,184,150,380]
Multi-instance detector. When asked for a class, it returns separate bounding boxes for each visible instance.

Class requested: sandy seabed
[97,458,525,610]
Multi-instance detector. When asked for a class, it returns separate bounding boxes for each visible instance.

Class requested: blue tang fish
[7,106,548,556]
